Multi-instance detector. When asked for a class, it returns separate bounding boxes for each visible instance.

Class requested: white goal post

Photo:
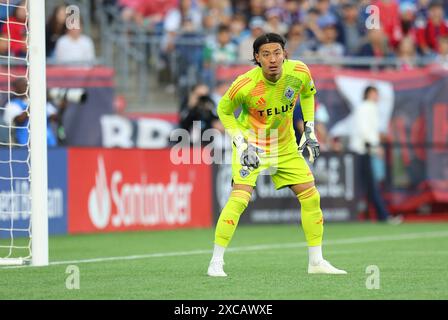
[0,0,48,266]
[29,0,48,267]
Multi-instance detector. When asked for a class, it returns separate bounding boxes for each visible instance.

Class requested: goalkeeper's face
[255,43,285,81]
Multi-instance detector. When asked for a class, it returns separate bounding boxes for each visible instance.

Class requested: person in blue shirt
[3,78,29,146]
[3,78,58,147]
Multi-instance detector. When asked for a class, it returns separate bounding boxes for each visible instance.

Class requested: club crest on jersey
[239,169,250,178]
[284,86,295,100]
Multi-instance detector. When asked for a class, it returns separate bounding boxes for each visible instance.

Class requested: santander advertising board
[68,149,212,233]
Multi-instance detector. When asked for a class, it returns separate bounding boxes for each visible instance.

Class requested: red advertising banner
[68,148,212,233]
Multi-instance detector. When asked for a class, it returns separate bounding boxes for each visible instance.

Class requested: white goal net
[0,0,48,266]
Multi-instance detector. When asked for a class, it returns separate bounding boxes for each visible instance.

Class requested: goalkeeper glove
[298,121,320,163]
[233,134,264,171]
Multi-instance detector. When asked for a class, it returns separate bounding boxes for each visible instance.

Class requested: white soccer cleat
[308,260,347,275]
[207,260,227,277]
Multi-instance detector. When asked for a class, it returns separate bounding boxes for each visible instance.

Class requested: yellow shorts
[231,146,315,190]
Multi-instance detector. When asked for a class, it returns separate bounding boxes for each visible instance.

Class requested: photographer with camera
[47,87,88,146]
[179,83,224,145]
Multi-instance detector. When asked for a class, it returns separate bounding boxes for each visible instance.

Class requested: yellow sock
[215,189,251,248]
[297,186,324,246]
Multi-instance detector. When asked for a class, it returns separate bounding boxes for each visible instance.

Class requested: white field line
[3,230,448,269]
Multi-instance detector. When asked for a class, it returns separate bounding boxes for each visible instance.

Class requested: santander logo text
[88,156,194,229]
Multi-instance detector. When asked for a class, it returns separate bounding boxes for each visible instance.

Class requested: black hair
[12,77,28,98]
[307,7,320,15]
[251,33,287,66]
[363,85,378,100]
[217,23,230,34]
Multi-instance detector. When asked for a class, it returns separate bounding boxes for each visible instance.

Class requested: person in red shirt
[416,0,448,55]
[0,1,27,57]
[134,0,178,30]
[372,0,403,48]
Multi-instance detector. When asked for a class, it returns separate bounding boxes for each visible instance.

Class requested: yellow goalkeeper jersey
[217,59,317,156]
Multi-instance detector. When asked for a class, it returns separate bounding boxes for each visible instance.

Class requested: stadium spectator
[303,7,324,50]
[0,0,21,29]
[285,23,314,58]
[396,36,419,69]
[203,0,233,27]
[229,13,250,47]
[316,0,338,29]
[242,0,266,22]
[264,7,289,36]
[2,78,28,146]
[205,24,238,64]
[348,86,396,223]
[133,0,177,32]
[399,1,418,41]
[54,21,96,64]
[336,1,365,56]
[159,0,204,96]
[0,0,27,57]
[371,0,403,48]
[415,0,432,19]
[162,0,202,54]
[238,17,266,62]
[202,13,218,44]
[357,28,394,58]
[282,0,302,26]
[2,79,60,147]
[316,17,345,59]
[46,4,68,58]
[433,35,448,67]
[416,0,448,55]
[203,24,238,84]
[118,0,141,23]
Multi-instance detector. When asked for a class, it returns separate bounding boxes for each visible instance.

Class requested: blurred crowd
[0,0,445,65]
[0,1,96,63]
[0,2,97,147]
[103,0,448,69]
[103,0,448,153]
[1,0,447,148]
[45,3,96,63]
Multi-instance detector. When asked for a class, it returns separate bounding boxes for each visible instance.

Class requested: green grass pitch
[1,222,448,300]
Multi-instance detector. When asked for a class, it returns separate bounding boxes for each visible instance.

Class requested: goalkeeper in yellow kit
[207,33,347,276]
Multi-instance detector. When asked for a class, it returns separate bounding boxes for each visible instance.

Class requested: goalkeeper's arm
[217,98,263,170]
[298,93,320,163]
